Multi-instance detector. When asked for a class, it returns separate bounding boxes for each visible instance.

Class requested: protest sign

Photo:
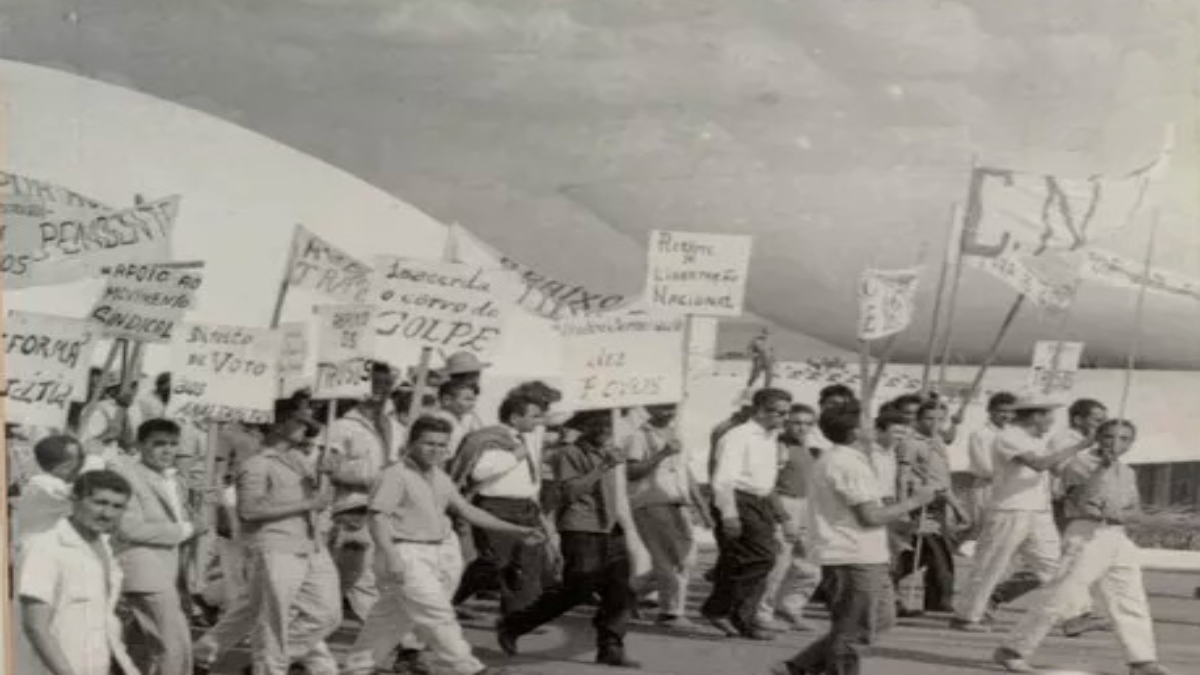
[559,313,686,411]
[313,304,374,399]
[1029,341,1085,397]
[3,311,95,428]
[288,225,373,303]
[278,322,310,397]
[372,256,508,359]
[1080,248,1200,304]
[965,247,1080,310]
[645,230,752,317]
[166,323,282,424]
[857,267,922,341]
[449,223,633,319]
[0,170,109,209]
[2,195,180,290]
[88,262,204,343]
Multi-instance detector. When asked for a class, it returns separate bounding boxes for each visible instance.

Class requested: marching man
[994,419,1170,675]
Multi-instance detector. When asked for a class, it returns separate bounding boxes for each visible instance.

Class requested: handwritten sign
[1081,248,1200,304]
[3,311,95,428]
[89,262,204,343]
[277,323,310,397]
[313,304,374,399]
[645,230,752,317]
[2,195,180,290]
[0,170,108,209]
[372,257,507,359]
[288,226,372,303]
[857,267,922,341]
[166,323,282,424]
[559,313,685,411]
[1029,341,1084,397]
[965,247,1080,310]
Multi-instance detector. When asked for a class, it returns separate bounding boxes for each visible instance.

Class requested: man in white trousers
[344,415,542,675]
[961,392,1016,550]
[950,397,1094,633]
[994,419,1169,675]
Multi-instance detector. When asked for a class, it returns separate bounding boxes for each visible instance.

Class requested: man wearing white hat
[951,396,1095,633]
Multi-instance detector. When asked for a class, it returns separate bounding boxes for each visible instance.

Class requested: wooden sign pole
[955,294,1026,421]
[920,204,959,395]
[1118,211,1160,420]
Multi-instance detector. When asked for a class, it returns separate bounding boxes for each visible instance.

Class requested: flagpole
[270,225,301,329]
[955,294,1025,421]
[921,203,959,394]
[1118,211,1160,420]
[937,156,978,389]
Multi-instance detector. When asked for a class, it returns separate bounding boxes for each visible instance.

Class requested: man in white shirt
[437,379,484,460]
[17,470,140,675]
[450,392,550,618]
[963,392,1017,544]
[13,435,85,549]
[769,404,936,675]
[703,387,793,640]
[951,397,1094,633]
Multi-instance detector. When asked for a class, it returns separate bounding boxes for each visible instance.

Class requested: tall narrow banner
[288,225,373,303]
[313,304,374,399]
[559,313,686,411]
[857,267,922,341]
[277,323,310,397]
[645,230,753,317]
[448,223,634,319]
[371,256,507,359]
[3,311,96,428]
[166,323,282,424]
[2,195,180,290]
[1028,341,1085,397]
[88,262,204,343]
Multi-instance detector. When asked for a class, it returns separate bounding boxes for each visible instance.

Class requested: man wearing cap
[327,361,406,621]
[238,413,341,675]
[951,397,1095,633]
[995,419,1169,675]
[440,351,490,390]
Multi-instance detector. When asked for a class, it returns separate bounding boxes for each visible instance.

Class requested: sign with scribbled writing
[965,247,1080,310]
[167,323,282,424]
[89,262,204,343]
[645,230,752,317]
[1029,341,1085,397]
[1,195,180,290]
[313,304,373,399]
[857,267,922,341]
[559,313,685,411]
[277,323,310,397]
[288,225,373,303]
[3,311,96,428]
[371,256,508,359]
[0,170,108,209]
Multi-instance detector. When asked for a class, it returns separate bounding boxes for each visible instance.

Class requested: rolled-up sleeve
[16,537,59,604]
[368,467,404,515]
[829,459,882,508]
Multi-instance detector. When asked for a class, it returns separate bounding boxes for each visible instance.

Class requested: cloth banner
[645,230,752,317]
[447,223,635,319]
[313,304,374,400]
[89,262,204,343]
[287,225,373,303]
[857,266,922,341]
[166,323,282,424]
[371,256,508,360]
[2,195,180,290]
[3,311,96,428]
[559,312,686,412]
[277,322,310,397]
[1028,341,1085,398]
[965,248,1082,310]
[1080,248,1200,304]
[0,170,109,210]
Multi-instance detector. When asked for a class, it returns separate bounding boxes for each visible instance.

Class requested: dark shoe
[1129,663,1171,675]
[596,651,642,669]
[497,626,520,656]
[193,666,211,675]
[393,648,432,675]
[701,612,738,637]
[1062,612,1111,638]
[896,606,925,619]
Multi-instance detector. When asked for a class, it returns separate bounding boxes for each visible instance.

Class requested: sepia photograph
[2,2,1199,675]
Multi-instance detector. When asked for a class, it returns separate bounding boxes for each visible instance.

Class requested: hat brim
[440,362,491,376]
[1011,403,1062,412]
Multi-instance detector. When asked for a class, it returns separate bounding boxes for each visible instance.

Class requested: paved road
[206,558,1200,675]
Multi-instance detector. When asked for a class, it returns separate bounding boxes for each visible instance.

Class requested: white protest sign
[857,267,922,341]
[1029,341,1085,397]
[288,225,373,303]
[1,195,180,290]
[3,311,96,428]
[166,323,282,424]
[372,256,508,359]
[89,262,204,343]
[277,323,310,397]
[965,247,1081,310]
[559,313,686,411]
[645,230,752,317]
[313,304,374,399]
[0,170,108,209]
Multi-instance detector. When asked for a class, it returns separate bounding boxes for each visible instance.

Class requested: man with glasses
[703,387,794,640]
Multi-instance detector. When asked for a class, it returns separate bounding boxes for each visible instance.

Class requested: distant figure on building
[747,326,775,389]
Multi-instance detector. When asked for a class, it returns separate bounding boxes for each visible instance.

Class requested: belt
[1073,516,1125,526]
[393,538,447,545]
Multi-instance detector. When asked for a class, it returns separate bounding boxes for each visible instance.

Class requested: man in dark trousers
[496,409,641,668]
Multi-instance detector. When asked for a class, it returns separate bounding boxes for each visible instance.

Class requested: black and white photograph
[2,2,1199,675]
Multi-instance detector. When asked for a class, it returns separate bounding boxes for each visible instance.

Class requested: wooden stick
[859,338,873,429]
[937,158,978,390]
[270,225,302,329]
[407,347,433,423]
[956,295,1026,420]
[868,334,900,398]
[203,423,221,542]
[921,204,960,395]
[906,505,929,610]
[1118,212,1160,420]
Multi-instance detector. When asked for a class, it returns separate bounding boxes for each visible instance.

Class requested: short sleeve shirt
[369,460,458,542]
[807,445,889,566]
[989,426,1054,512]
